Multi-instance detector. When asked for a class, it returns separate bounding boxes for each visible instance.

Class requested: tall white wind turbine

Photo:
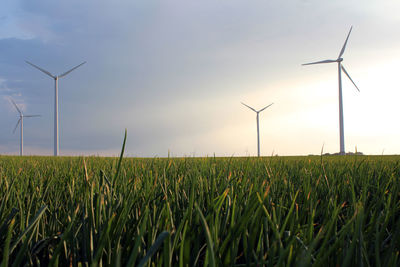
[241,102,273,157]
[302,26,359,155]
[26,61,86,156]
[9,98,41,156]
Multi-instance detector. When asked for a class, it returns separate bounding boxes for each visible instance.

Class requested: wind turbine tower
[302,26,359,155]
[26,61,86,156]
[241,102,273,157]
[9,98,41,156]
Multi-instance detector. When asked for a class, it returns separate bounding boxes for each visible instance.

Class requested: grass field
[1,141,399,266]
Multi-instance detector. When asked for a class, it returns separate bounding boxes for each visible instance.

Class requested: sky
[1,0,400,157]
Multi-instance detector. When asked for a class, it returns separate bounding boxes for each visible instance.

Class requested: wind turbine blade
[24,115,41,118]
[26,61,55,78]
[13,119,21,134]
[9,98,22,115]
[241,102,257,112]
[338,26,353,59]
[258,103,274,113]
[302,59,337,66]
[341,65,360,92]
[59,61,86,78]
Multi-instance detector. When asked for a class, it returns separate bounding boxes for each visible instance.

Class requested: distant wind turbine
[241,102,273,157]
[9,98,41,156]
[26,60,86,156]
[302,26,359,155]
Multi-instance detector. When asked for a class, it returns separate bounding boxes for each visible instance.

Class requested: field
[1,144,400,266]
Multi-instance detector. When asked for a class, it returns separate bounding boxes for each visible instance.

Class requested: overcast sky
[1,0,400,157]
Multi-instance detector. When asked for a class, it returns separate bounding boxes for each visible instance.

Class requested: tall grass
[0,147,399,265]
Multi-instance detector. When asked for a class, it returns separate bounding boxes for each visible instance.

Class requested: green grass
[1,147,400,265]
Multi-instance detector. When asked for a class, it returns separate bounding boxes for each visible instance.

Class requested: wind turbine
[9,98,41,156]
[302,26,359,155]
[26,60,86,156]
[241,102,273,157]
